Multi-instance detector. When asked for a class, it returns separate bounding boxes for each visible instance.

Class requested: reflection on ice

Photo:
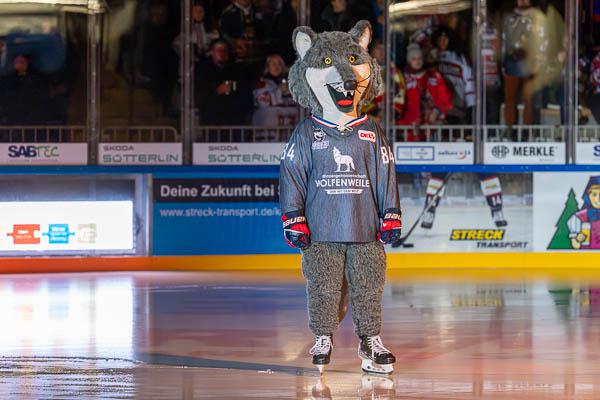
[0,275,133,360]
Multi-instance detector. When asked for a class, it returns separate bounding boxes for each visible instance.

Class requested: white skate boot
[492,209,507,227]
[310,335,333,374]
[358,335,395,375]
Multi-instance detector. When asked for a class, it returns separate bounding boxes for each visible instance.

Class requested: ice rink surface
[1,271,600,399]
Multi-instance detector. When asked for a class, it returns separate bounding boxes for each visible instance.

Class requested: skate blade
[360,358,394,375]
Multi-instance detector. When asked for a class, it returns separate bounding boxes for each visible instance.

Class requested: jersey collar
[311,114,368,132]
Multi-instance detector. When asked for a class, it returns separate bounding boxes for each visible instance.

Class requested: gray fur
[302,241,387,337]
[289,21,383,117]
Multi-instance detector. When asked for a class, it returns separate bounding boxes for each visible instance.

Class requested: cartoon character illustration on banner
[548,176,600,250]
[567,176,600,250]
[279,21,402,375]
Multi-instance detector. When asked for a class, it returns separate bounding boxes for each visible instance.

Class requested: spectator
[584,48,600,125]
[251,54,297,129]
[220,0,256,40]
[196,39,252,125]
[173,1,219,60]
[319,0,356,32]
[0,40,6,71]
[396,44,453,141]
[0,55,49,125]
[432,27,475,124]
[371,0,385,38]
[253,0,277,41]
[481,19,502,124]
[139,1,178,116]
[269,0,299,65]
[233,37,263,87]
[502,0,547,134]
[362,39,386,121]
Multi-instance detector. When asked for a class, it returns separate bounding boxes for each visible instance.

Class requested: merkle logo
[491,145,510,159]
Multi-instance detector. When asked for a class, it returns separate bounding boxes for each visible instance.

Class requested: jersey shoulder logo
[358,130,376,143]
[333,147,355,172]
[313,128,325,142]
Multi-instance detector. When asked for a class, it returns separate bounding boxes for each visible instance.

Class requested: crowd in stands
[3,0,600,145]
[190,0,384,127]
[0,47,76,126]
[388,0,576,142]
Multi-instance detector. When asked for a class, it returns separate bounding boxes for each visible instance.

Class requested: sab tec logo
[594,145,600,157]
[358,130,376,143]
[8,145,59,158]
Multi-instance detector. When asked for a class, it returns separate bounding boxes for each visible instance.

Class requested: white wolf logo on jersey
[333,147,354,172]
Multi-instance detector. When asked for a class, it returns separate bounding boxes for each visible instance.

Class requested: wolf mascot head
[289,20,383,128]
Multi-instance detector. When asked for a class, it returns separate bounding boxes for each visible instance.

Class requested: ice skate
[420,209,435,229]
[492,209,507,227]
[358,335,395,375]
[310,335,333,374]
[358,374,395,400]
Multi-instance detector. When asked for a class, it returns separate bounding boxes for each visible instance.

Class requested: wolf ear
[293,26,316,60]
[349,20,372,51]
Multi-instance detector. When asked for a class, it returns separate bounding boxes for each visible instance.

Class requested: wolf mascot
[279,20,402,374]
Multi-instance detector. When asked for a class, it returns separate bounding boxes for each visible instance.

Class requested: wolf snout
[343,80,357,91]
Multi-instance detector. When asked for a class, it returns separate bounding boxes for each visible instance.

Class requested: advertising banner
[152,172,535,256]
[484,142,565,164]
[153,175,293,255]
[0,201,134,252]
[388,173,533,253]
[533,173,600,251]
[99,143,182,165]
[394,142,474,164]
[576,143,600,164]
[193,143,285,165]
[0,143,87,165]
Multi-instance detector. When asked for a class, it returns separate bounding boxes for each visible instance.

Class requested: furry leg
[302,242,346,336]
[344,241,387,337]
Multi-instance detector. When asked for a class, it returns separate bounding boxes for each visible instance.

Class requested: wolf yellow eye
[323,57,332,65]
[348,55,357,64]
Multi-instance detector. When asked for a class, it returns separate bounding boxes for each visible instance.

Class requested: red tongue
[337,99,353,106]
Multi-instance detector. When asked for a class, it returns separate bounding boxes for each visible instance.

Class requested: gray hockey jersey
[279,115,400,243]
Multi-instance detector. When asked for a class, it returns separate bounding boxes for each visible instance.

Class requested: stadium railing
[578,126,600,142]
[392,125,473,142]
[0,125,87,142]
[194,126,294,143]
[100,126,180,142]
[483,125,566,142]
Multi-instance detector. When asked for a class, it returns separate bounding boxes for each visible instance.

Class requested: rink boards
[0,165,599,272]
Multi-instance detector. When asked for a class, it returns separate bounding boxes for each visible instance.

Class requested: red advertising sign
[7,224,41,244]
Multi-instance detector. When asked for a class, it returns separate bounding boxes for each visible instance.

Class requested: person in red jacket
[396,43,453,141]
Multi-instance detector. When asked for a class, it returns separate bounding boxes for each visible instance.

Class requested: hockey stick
[392,173,454,248]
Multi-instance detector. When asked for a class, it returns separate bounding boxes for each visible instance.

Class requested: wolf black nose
[343,80,357,91]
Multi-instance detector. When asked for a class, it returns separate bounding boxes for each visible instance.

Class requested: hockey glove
[378,208,402,244]
[282,211,311,250]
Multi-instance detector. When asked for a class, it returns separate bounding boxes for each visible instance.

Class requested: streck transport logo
[548,176,600,250]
